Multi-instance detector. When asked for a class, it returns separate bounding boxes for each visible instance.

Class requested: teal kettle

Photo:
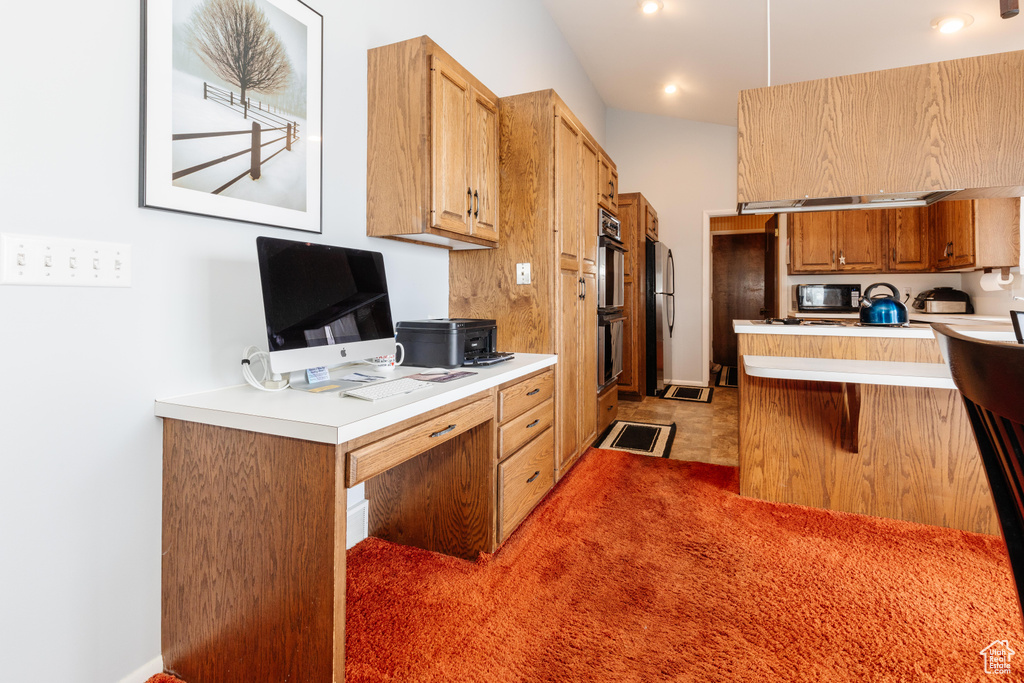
[859,283,909,326]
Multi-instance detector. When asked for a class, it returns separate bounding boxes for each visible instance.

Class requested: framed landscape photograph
[141,0,323,232]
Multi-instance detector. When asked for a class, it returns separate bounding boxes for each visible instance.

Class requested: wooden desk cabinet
[157,356,557,683]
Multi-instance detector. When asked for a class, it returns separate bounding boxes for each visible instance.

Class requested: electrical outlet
[0,234,132,287]
[516,262,531,285]
[902,286,912,301]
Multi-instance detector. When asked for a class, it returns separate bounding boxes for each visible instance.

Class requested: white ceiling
[542,0,1024,126]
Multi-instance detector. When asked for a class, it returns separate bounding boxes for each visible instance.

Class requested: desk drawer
[348,395,493,485]
[499,398,553,461]
[498,369,554,422]
[498,427,554,542]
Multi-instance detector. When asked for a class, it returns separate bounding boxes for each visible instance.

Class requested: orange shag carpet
[149,448,1024,683]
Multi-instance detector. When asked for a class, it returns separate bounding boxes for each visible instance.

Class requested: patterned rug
[594,420,676,458]
[716,365,738,388]
[660,385,713,403]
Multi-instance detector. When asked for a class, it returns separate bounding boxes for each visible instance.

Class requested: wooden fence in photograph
[172,121,296,195]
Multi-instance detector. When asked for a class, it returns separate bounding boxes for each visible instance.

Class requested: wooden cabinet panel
[789,212,835,273]
[619,279,634,391]
[498,427,554,542]
[557,268,580,473]
[645,204,658,241]
[888,207,930,272]
[599,152,619,214]
[581,269,598,447]
[835,209,885,272]
[582,139,599,269]
[616,192,649,400]
[556,114,581,263]
[598,383,618,435]
[471,89,500,242]
[430,56,471,236]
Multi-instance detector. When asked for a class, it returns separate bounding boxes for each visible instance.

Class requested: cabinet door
[645,203,659,241]
[557,268,580,474]
[580,269,598,448]
[555,114,581,264]
[836,210,885,271]
[889,207,930,271]
[789,212,836,272]
[619,279,635,392]
[608,166,619,214]
[470,88,499,242]
[598,154,614,212]
[933,200,975,269]
[581,139,599,270]
[430,56,471,235]
[950,201,977,268]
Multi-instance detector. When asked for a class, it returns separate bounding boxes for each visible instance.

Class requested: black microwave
[793,284,861,312]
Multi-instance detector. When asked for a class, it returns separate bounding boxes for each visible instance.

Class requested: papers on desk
[406,371,478,383]
[337,372,384,383]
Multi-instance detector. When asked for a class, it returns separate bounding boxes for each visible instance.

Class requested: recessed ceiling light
[639,0,663,14]
[931,14,974,33]
[664,84,678,94]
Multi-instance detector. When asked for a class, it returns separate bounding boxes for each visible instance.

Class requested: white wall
[0,2,604,680]
[605,108,738,385]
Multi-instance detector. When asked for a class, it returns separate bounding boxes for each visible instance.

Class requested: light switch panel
[0,233,132,287]
[516,263,531,285]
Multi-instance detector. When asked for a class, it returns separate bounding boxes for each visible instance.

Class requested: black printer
[396,318,511,368]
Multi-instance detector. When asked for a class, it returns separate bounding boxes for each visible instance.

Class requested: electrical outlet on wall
[0,233,132,287]
[902,286,912,301]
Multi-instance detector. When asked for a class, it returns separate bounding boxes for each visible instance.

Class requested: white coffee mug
[369,342,404,372]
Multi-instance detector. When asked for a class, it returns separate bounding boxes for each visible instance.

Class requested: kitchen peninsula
[735,319,1001,536]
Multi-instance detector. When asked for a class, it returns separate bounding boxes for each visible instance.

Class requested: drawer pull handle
[526,419,540,429]
[527,471,540,483]
[430,424,457,438]
[526,388,540,396]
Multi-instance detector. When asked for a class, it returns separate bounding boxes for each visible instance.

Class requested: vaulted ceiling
[542,0,1024,126]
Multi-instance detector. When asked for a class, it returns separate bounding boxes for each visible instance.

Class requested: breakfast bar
[734,319,1003,536]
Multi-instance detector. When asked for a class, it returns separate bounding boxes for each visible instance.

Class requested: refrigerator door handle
[667,293,675,338]
[665,249,675,295]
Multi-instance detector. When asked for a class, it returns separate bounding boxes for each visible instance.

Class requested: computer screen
[256,236,396,375]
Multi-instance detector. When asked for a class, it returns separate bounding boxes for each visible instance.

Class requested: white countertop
[155,353,557,445]
[742,355,955,389]
[734,319,938,338]
[789,310,1011,324]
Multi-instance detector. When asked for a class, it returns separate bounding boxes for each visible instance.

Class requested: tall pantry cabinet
[450,90,607,481]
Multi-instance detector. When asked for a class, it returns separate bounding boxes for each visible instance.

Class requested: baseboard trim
[666,379,704,388]
[119,655,163,683]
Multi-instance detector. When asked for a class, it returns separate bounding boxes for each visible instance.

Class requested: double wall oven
[598,208,626,389]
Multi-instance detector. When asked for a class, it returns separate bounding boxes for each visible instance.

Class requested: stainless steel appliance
[646,239,674,395]
[600,208,621,240]
[912,287,974,314]
[598,235,626,312]
[598,310,625,388]
[793,283,861,313]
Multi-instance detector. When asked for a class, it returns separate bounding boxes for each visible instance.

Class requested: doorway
[710,215,778,367]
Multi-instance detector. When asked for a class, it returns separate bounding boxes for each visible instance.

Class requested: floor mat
[594,420,676,458]
[660,385,713,403]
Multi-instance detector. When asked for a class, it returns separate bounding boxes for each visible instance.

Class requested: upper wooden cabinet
[644,202,659,241]
[788,198,1019,274]
[789,210,885,273]
[598,152,619,215]
[367,36,499,249]
[933,198,1020,271]
[738,50,1024,204]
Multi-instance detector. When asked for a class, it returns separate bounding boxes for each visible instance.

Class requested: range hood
[738,190,959,215]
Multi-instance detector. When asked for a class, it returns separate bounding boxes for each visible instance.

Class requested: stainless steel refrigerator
[645,239,675,395]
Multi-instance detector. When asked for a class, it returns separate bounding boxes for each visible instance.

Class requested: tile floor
[615,380,739,467]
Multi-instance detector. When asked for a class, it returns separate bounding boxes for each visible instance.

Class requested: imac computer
[256,236,397,376]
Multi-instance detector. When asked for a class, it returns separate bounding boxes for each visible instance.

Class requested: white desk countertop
[734,318,1016,340]
[155,353,557,445]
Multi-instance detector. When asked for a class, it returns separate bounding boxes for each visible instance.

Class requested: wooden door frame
[703,209,782,385]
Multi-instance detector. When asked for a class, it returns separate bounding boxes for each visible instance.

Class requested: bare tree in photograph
[187,0,293,107]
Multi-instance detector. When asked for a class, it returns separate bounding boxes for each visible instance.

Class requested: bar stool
[934,323,1024,624]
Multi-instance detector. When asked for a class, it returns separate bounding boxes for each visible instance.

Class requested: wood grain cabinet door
[789,212,836,273]
[557,268,581,473]
[598,153,617,213]
[470,88,499,242]
[933,200,975,269]
[581,138,599,270]
[888,207,930,271]
[581,269,598,447]
[836,209,885,272]
[430,55,471,236]
[555,113,582,264]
